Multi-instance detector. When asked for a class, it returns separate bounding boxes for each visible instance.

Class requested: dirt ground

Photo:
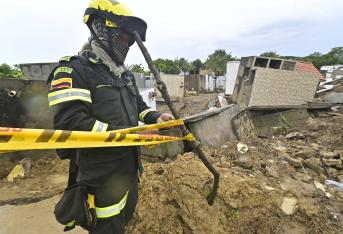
[0,95,343,233]
[157,93,219,117]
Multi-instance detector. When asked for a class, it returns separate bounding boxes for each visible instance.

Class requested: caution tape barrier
[0,120,193,153]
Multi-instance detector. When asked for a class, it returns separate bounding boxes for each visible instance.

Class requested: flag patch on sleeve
[50,78,72,90]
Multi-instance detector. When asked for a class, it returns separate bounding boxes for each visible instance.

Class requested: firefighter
[47,0,173,233]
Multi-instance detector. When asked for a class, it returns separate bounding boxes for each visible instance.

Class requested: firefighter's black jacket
[47,54,160,185]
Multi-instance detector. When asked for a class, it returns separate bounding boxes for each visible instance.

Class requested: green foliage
[0,63,23,78]
[260,51,280,58]
[129,64,145,73]
[153,58,180,74]
[144,70,151,76]
[205,49,236,76]
[190,59,204,72]
[303,47,343,69]
[174,57,191,72]
[128,63,151,76]
[261,47,343,69]
[129,47,343,76]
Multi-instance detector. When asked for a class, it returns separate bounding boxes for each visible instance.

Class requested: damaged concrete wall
[20,63,58,81]
[250,109,309,137]
[157,74,185,98]
[184,105,241,147]
[248,69,320,107]
[232,56,321,108]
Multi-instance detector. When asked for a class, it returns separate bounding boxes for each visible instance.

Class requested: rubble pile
[0,114,342,233]
[127,115,343,233]
[317,77,343,105]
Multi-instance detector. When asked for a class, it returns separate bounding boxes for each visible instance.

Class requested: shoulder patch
[59,56,72,62]
[89,57,99,64]
[54,67,73,77]
[50,77,72,90]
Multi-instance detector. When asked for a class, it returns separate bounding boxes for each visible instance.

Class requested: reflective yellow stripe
[92,120,108,132]
[51,78,72,86]
[95,192,128,218]
[54,67,73,76]
[88,194,95,209]
[65,220,75,227]
[96,84,111,88]
[59,56,71,62]
[48,88,91,107]
[139,108,153,122]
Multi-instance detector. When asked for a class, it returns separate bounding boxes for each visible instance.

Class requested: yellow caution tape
[0,120,195,153]
[112,119,185,134]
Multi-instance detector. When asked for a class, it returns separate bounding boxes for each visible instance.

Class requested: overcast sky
[1,0,342,68]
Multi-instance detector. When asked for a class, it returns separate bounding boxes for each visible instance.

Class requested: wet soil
[0,108,342,233]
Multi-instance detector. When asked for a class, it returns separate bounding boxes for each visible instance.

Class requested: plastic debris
[237,143,248,154]
[314,181,332,198]
[7,164,25,182]
[325,180,343,191]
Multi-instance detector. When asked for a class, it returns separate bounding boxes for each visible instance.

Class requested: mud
[157,93,218,117]
[0,157,68,205]
[0,114,343,233]
[126,116,343,233]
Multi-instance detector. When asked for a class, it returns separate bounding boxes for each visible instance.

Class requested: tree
[153,58,180,74]
[205,50,235,76]
[303,52,323,68]
[190,59,204,73]
[303,47,343,69]
[260,51,280,58]
[174,57,191,72]
[129,64,145,73]
[0,63,23,78]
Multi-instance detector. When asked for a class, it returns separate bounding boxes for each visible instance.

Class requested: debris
[331,106,341,112]
[273,145,287,152]
[310,143,320,151]
[265,166,280,178]
[285,132,305,140]
[280,197,298,215]
[319,151,340,159]
[7,165,25,182]
[303,158,323,174]
[337,175,343,183]
[250,109,309,137]
[217,94,228,107]
[262,183,276,191]
[325,180,343,191]
[314,181,332,198]
[5,158,31,182]
[293,149,316,159]
[291,172,312,183]
[285,156,303,169]
[323,159,342,169]
[236,143,248,153]
[234,156,253,169]
[328,168,339,177]
[20,158,32,175]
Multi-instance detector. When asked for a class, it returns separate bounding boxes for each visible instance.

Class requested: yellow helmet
[83,0,147,41]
